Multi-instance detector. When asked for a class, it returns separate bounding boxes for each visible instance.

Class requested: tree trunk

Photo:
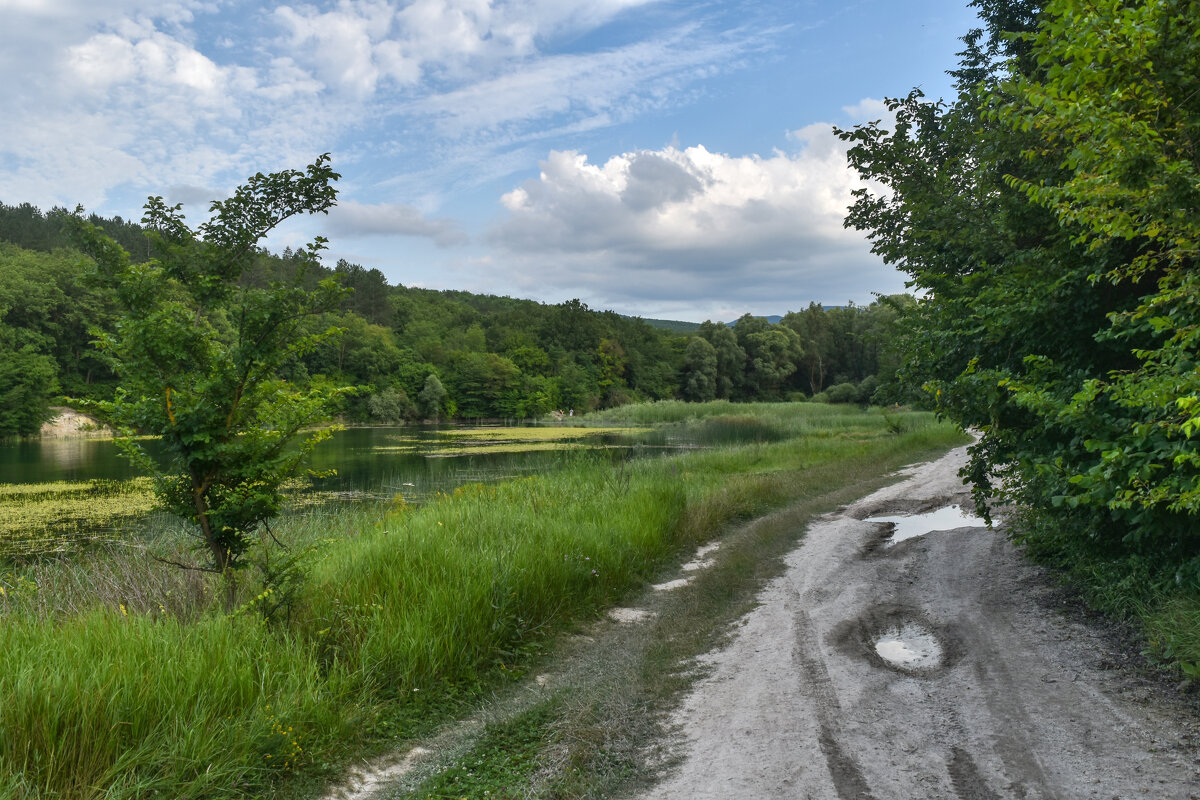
[193,479,238,609]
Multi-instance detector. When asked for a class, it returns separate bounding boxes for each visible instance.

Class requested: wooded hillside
[0,202,909,437]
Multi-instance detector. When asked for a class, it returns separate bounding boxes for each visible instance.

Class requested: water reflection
[0,425,676,495]
[2,437,143,484]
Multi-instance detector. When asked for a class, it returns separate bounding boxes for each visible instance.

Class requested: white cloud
[405,23,751,139]
[325,200,468,246]
[841,97,891,122]
[67,29,225,97]
[487,115,897,314]
[0,0,724,216]
[270,0,667,95]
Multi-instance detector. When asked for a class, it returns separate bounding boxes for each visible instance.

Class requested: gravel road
[646,446,1200,799]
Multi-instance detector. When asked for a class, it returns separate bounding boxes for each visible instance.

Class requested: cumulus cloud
[325,200,468,247]
[269,0,668,99]
[487,113,898,315]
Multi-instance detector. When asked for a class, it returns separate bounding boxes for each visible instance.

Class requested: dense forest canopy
[0,200,909,438]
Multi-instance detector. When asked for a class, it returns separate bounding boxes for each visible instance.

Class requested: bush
[821,382,860,404]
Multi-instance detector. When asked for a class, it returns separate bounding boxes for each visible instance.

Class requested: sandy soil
[645,446,1200,799]
[39,406,112,439]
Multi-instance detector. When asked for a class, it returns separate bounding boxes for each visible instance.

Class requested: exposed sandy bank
[39,406,112,439]
[646,447,1200,799]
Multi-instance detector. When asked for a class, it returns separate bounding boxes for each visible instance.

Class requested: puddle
[873,623,943,670]
[865,505,986,546]
[832,606,963,676]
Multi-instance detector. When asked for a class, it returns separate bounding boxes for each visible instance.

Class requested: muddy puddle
[873,623,943,670]
[865,505,985,547]
[833,606,963,676]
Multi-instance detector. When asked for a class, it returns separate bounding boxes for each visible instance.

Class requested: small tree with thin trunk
[72,155,349,578]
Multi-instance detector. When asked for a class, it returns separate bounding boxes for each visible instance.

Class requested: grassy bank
[0,404,966,799]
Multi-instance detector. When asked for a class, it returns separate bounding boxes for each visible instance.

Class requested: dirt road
[646,446,1200,799]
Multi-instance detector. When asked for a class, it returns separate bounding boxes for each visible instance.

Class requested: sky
[0,0,981,322]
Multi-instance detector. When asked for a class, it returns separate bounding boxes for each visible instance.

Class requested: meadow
[0,402,966,799]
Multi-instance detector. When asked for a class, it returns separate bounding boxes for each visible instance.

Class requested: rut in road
[646,447,1200,800]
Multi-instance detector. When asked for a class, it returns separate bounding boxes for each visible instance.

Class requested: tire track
[793,608,877,800]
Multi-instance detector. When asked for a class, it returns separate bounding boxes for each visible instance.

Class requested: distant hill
[746,314,784,325]
[717,315,783,326]
[632,317,702,333]
[633,314,793,332]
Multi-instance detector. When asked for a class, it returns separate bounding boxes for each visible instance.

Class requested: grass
[0,402,967,799]
[408,701,560,799]
[391,420,970,799]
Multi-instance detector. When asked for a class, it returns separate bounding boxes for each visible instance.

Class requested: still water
[0,425,667,497]
[0,426,678,556]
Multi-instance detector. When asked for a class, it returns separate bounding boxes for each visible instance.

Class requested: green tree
[418,373,448,420]
[734,315,803,400]
[0,243,117,398]
[366,386,416,423]
[447,352,522,418]
[698,321,746,399]
[681,336,718,402]
[0,321,58,438]
[836,0,1200,581]
[71,156,349,575]
[995,0,1200,577]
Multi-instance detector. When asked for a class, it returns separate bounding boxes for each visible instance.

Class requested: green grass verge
[0,403,966,799]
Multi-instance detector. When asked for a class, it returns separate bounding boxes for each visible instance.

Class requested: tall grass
[0,611,348,798]
[0,404,966,799]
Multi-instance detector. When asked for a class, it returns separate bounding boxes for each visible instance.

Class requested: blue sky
[1,0,980,321]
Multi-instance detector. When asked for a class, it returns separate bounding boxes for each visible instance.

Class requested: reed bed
[0,403,965,799]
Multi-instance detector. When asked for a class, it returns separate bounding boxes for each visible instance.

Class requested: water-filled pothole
[831,606,963,676]
[865,505,986,547]
[873,623,943,670]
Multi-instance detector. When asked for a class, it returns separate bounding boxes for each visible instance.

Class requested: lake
[0,425,678,557]
[0,424,668,487]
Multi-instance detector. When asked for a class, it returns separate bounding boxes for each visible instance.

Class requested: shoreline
[38,406,112,439]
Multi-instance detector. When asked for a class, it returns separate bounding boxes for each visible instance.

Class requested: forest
[0,201,908,438]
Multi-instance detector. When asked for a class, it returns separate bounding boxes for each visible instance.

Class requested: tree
[71,155,349,576]
[995,0,1200,577]
[0,243,117,398]
[734,315,803,400]
[366,386,416,423]
[447,351,521,418]
[837,0,1200,583]
[0,321,57,438]
[681,336,718,402]
[418,373,448,420]
[698,321,746,399]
